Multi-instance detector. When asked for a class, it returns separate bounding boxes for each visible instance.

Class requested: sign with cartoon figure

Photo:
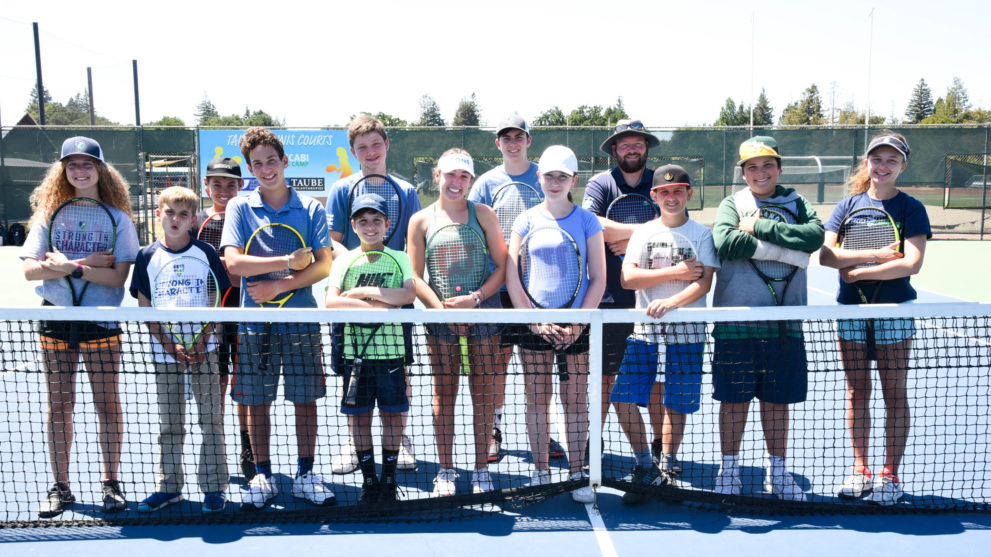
[198,129,357,198]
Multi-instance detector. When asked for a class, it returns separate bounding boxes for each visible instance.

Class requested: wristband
[471,290,482,307]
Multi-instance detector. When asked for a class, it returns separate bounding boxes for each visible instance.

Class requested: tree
[148,116,185,126]
[415,94,445,127]
[194,97,219,125]
[780,84,825,125]
[921,78,975,124]
[753,89,774,126]
[904,79,934,123]
[25,86,117,125]
[836,102,885,125]
[532,106,568,126]
[349,112,408,127]
[602,97,629,127]
[452,93,481,126]
[713,98,748,126]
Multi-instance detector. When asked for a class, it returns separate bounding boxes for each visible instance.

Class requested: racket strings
[50,203,116,258]
[606,195,658,224]
[246,225,305,282]
[352,176,402,239]
[493,183,541,244]
[520,230,582,309]
[841,214,898,268]
[197,215,225,250]
[426,227,488,300]
[753,207,799,279]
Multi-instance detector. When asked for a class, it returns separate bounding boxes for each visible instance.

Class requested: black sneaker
[39,482,75,518]
[102,480,126,512]
[548,438,566,459]
[487,428,503,463]
[240,442,256,482]
[621,465,666,507]
[378,477,399,504]
[359,477,381,505]
[650,439,663,465]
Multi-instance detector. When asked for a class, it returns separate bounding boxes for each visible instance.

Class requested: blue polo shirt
[221,187,330,310]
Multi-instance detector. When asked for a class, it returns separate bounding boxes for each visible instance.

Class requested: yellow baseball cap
[737,136,781,166]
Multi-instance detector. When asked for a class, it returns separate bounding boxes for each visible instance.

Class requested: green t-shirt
[329,246,414,360]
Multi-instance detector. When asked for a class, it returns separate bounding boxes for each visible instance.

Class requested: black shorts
[498,291,526,348]
[340,358,409,415]
[39,300,121,351]
[217,287,241,377]
[331,318,415,375]
[516,324,590,354]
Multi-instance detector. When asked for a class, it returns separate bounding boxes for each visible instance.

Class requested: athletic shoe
[548,438,566,459]
[138,491,182,512]
[651,439,663,466]
[202,491,226,513]
[766,470,807,502]
[714,468,742,496]
[330,436,358,475]
[379,476,399,504]
[293,473,336,506]
[487,428,503,463]
[359,477,381,505]
[621,465,667,506]
[397,435,416,471]
[38,482,74,518]
[433,468,459,497]
[471,468,494,494]
[245,474,277,509]
[865,475,904,506]
[569,471,595,504]
[527,470,552,487]
[836,472,873,499]
[240,440,256,482]
[102,480,126,512]
[659,453,683,475]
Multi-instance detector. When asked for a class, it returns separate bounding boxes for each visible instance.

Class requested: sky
[1,0,989,129]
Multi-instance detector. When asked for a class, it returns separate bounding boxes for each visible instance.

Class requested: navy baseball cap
[59,136,104,162]
[496,114,530,137]
[350,193,388,219]
[205,157,242,179]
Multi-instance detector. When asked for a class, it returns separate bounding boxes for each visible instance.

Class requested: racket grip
[865,319,878,361]
[459,336,470,375]
[556,352,570,381]
[344,358,362,406]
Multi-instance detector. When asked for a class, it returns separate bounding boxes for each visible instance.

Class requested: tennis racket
[519,226,584,380]
[641,229,698,343]
[341,250,404,407]
[196,212,232,304]
[837,206,901,360]
[347,174,404,245]
[605,193,659,261]
[747,205,800,343]
[491,181,542,246]
[425,223,489,374]
[244,223,307,370]
[48,197,118,306]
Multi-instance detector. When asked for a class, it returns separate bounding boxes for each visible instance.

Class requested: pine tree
[753,89,774,126]
[904,78,934,123]
[415,94,445,127]
[452,93,481,126]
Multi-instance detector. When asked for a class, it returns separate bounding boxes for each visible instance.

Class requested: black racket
[747,205,800,343]
[837,206,901,360]
[347,174,404,245]
[244,223,308,370]
[491,181,542,246]
[605,193,659,261]
[48,197,118,306]
[196,211,233,305]
[341,250,404,407]
[519,226,584,380]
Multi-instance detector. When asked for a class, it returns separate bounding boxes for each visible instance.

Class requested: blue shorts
[610,337,703,414]
[836,318,916,344]
[232,325,326,405]
[340,358,409,415]
[712,337,808,404]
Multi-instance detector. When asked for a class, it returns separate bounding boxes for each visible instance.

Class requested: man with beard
[581,119,662,463]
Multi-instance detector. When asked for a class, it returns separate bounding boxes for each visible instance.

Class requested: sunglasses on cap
[613,120,646,133]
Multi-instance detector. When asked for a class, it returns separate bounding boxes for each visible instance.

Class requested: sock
[255,460,272,479]
[663,453,678,471]
[634,449,653,468]
[721,454,739,474]
[854,465,872,478]
[880,467,899,482]
[297,456,314,478]
[381,449,399,482]
[240,430,252,452]
[357,449,376,483]
[768,455,786,477]
[494,409,503,431]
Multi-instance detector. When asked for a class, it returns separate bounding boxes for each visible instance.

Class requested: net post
[588,309,603,491]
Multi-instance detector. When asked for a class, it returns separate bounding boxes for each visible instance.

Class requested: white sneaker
[865,475,904,506]
[293,472,336,506]
[397,435,416,471]
[433,468,459,497]
[246,474,277,509]
[330,436,358,474]
[569,472,594,504]
[471,468,494,494]
[836,472,873,499]
[766,470,807,502]
[714,467,742,496]
[527,470,551,487]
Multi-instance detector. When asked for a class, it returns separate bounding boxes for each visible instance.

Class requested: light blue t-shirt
[326,171,421,251]
[512,204,603,309]
[467,162,540,207]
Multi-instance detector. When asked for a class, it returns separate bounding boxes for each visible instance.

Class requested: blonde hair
[348,115,388,147]
[845,130,910,196]
[158,185,199,212]
[29,158,133,225]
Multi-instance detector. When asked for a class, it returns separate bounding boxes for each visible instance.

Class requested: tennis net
[0,302,989,526]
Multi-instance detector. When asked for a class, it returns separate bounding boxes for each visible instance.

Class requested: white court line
[1,357,41,378]
[584,502,620,557]
[919,319,991,347]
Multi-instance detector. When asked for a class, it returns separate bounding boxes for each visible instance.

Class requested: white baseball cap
[538,145,578,177]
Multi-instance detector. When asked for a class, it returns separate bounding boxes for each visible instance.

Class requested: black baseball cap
[59,136,104,162]
[205,157,242,179]
[652,164,691,188]
[350,193,388,219]
[599,119,660,155]
[496,114,530,137]
[867,135,910,160]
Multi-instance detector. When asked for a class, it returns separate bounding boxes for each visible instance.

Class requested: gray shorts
[232,324,326,405]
